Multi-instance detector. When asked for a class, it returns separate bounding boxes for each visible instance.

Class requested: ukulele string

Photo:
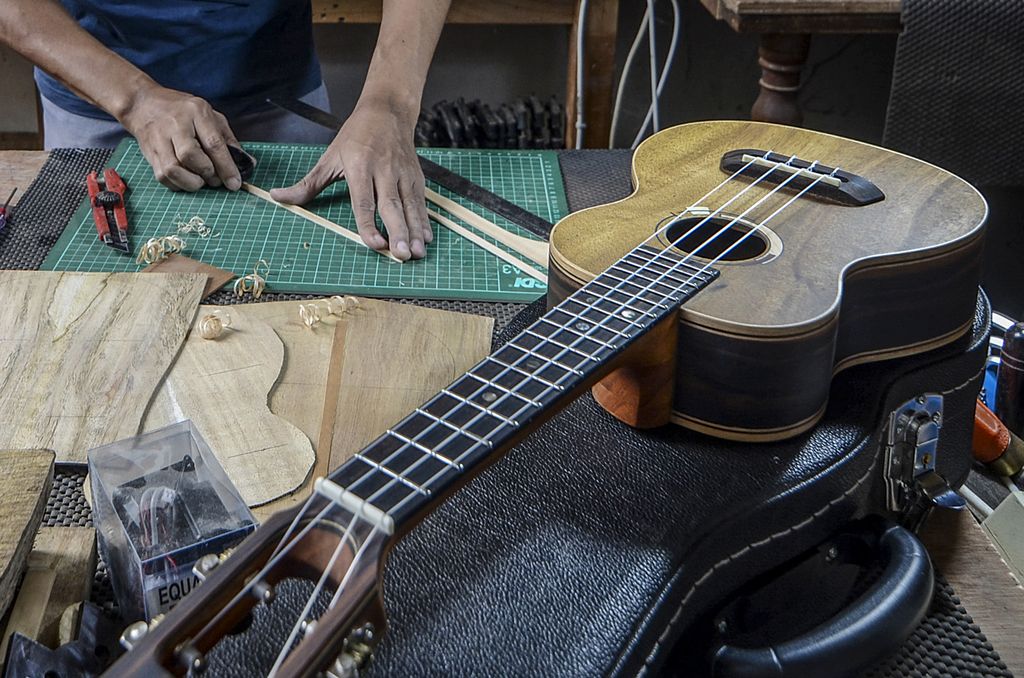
[240,153,789,598]
[267,509,366,677]
[274,154,799,542]
[195,153,819,671]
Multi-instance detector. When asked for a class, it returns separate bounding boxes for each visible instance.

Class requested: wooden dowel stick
[427,209,548,284]
[424,187,549,267]
[242,183,402,263]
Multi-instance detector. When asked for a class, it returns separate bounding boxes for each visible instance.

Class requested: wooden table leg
[566,0,620,148]
[751,33,811,127]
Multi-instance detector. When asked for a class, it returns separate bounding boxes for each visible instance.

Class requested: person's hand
[120,84,242,192]
[270,100,432,262]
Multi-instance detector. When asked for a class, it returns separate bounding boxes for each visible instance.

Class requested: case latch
[883,394,965,527]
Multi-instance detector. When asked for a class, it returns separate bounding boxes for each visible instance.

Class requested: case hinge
[883,394,965,527]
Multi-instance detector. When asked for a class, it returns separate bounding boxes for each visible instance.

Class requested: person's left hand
[270,100,432,262]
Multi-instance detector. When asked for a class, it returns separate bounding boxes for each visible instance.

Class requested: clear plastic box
[88,420,257,621]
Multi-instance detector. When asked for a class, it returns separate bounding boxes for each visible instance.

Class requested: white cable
[960,484,994,519]
[574,0,590,149]
[631,0,682,149]
[645,0,660,135]
[609,6,652,148]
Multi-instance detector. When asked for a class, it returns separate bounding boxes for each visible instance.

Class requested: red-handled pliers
[87,168,130,254]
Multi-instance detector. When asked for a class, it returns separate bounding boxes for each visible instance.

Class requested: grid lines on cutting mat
[41,141,566,302]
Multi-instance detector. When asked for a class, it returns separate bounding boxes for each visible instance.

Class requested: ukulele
[106,121,986,676]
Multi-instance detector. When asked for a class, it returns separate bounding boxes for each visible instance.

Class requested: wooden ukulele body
[548,121,987,441]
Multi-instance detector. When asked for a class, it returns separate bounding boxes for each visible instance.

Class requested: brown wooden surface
[0,450,54,624]
[699,0,901,33]
[325,298,493,471]
[921,508,1024,675]
[1,527,96,655]
[0,271,205,462]
[0,150,47,206]
[143,305,317,507]
[312,0,618,148]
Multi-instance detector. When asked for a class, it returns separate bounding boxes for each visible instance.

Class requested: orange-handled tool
[973,399,1024,476]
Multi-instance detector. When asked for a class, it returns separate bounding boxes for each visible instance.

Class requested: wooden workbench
[699,0,901,125]
[1,149,1020,673]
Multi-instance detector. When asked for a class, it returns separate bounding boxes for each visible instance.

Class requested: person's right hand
[119,84,242,192]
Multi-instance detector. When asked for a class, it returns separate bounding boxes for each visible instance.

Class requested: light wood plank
[424,187,549,267]
[242,182,402,263]
[251,298,492,520]
[143,307,316,507]
[0,272,205,462]
[0,450,54,623]
[1,527,95,655]
[326,298,493,471]
[428,209,548,283]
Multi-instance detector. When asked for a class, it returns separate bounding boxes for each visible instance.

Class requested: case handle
[710,520,933,678]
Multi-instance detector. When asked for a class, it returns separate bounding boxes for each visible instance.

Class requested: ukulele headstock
[108,486,392,677]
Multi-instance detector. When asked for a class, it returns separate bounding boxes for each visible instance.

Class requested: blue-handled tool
[0,187,16,233]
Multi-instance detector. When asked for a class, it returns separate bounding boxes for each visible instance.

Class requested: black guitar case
[206,152,990,678]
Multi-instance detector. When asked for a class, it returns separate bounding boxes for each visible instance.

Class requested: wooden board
[231,301,339,452]
[0,527,95,655]
[325,299,494,471]
[251,298,493,521]
[0,271,205,462]
[142,254,234,300]
[0,150,47,206]
[0,450,54,622]
[143,306,316,507]
[698,0,901,33]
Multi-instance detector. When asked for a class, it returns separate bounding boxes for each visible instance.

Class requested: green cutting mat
[41,139,566,302]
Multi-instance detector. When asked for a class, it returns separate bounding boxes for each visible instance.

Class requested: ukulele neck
[322,245,719,535]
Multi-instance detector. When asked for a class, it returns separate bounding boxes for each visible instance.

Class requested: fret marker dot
[525,358,542,369]
[481,391,498,403]
[574,321,591,331]
[621,310,637,319]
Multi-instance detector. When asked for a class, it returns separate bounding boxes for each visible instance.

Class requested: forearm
[358,0,451,123]
[0,0,155,119]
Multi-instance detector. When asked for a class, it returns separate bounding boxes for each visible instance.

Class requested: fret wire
[439,387,526,426]
[519,334,590,376]
[445,383,540,410]
[611,263,691,289]
[577,280,660,319]
[388,425,467,467]
[556,291,649,330]
[525,325,611,356]
[484,354,568,391]
[353,452,431,495]
[412,406,496,449]
[533,322,622,353]
[599,269,682,301]
[342,241,719,525]
[526,323,617,354]
[561,307,638,342]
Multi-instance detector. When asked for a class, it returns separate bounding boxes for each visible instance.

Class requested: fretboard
[325,245,719,529]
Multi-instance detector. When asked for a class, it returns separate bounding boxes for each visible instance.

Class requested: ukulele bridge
[721,149,885,207]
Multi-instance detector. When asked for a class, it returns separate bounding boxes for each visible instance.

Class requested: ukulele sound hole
[663,216,769,262]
